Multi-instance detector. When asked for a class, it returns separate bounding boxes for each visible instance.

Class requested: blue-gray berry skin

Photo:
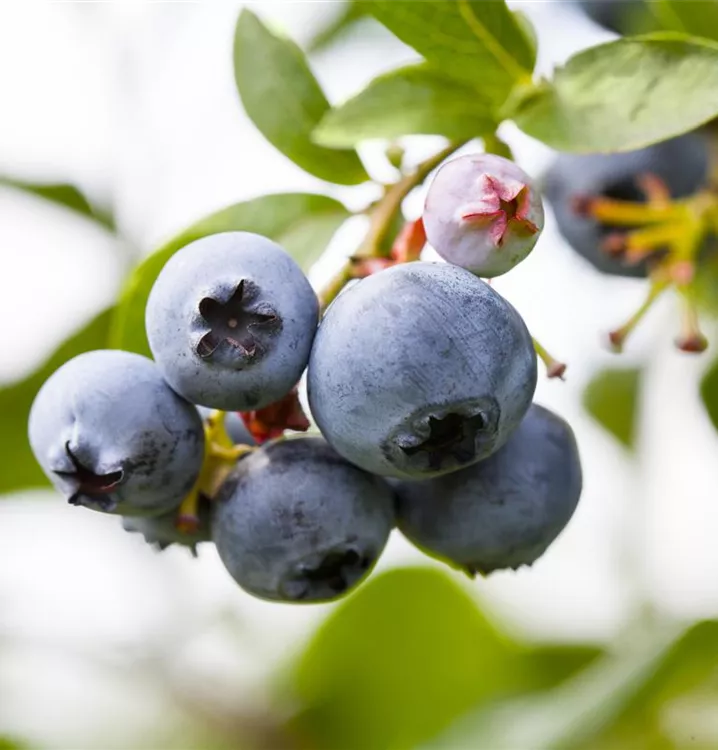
[146,232,319,411]
[196,406,256,446]
[212,437,395,603]
[307,262,537,480]
[393,404,582,575]
[545,133,709,278]
[122,499,212,554]
[576,0,645,33]
[28,350,205,516]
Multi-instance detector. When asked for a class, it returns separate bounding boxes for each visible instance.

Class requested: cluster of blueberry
[27,153,583,603]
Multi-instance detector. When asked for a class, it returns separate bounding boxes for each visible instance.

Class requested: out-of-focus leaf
[574,620,718,750]
[307,1,368,53]
[0,176,115,231]
[652,0,718,42]
[513,9,538,60]
[426,622,684,750]
[234,10,368,185]
[314,64,496,146]
[109,193,348,356]
[360,0,536,103]
[691,240,718,317]
[288,567,601,750]
[700,356,718,432]
[583,367,641,448]
[0,309,113,496]
[0,739,30,750]
[511,34,718,153]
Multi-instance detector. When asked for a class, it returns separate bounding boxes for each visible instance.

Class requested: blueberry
[146,232,319,411]
[423,154,544,277]
[393,404,582,575]
[212,437,395,603]
[28,350,205,516]
[576,0,646,34]
[544,132,710,277]
[307,262,537,480]
[196,406,256,446]
[122,497,212,553]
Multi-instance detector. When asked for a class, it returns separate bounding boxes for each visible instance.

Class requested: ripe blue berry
[307,262,537,480]
[28,350,205,516]
[146,232,319,411]
[393,404,582,575]
[544,133,710,277]
[423,154,544,277]
[212,437,395,603]
[576,0,643,33]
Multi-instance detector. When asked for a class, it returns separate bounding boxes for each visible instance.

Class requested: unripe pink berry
[423,154,544,277]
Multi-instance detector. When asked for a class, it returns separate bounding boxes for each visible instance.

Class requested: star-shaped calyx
[283,549,372,600]
[459,174,539,247]
[195,280,279,360]
[53,442,124,511]
[400,412,485,471]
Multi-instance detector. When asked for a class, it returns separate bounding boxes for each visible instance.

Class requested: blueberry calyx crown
[196,279,279,360]
[53,442,124,511]
[282,548,372,601]
[398,412,485,471]
[460,174,538,246]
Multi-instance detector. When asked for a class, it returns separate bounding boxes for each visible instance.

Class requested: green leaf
[314,64,496,146]
[109,193,348,356]
[0,176,115,231]
[0,309,113,496]
[288,567,600,750]
[511,34,718,153]
[651,0,718,43]
[428,622,683,750]
[572,620,718,750]
[234,10,368,184]
[583,367,641,449]
[700,355,718,432]
[360,0,536,103]
[307,1,368,53]
[0,741,27,750]
[690,239,718,317]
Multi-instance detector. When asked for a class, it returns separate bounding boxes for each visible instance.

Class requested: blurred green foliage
[287,567,601,750]
[0,176,114,232]
[583,367,642,449]
[314,63,497,146]
[234,10,368,185]
[651,0,718,42]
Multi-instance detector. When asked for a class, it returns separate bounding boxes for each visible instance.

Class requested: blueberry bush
[6,1,718,747]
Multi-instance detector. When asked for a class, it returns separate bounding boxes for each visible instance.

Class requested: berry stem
[576,195,687,226]
[532,337,567,379]
[608,280,669,353]
[676,292,708,353]
[176,410,256,533]
[319,141,466,311]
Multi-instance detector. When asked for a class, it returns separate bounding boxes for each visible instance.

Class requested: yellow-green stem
[318,140,465,312]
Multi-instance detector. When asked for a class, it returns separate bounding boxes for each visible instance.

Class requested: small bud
[391,218,426,263]
[608,329,625,353]
[350,256,395,279]
[240,387,311,444]
[423,154,544,277]
[676,333,708,353]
